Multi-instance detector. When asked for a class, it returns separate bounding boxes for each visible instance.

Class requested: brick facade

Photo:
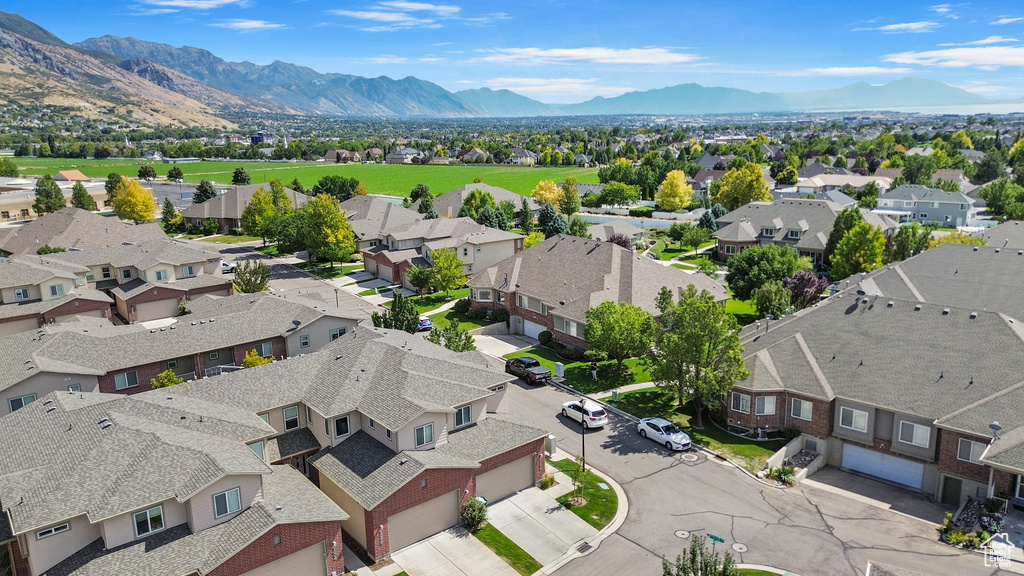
[206,521,345,576]
[41,298,112,324]
[362,438,544,559]
[470,290,587,349]
[7,538,31,576]
[936,430,992,484]
[727,391,833,440]
[123,282,232,323]
[231,336,287,365]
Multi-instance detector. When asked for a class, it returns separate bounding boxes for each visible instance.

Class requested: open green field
[14,158,599,197]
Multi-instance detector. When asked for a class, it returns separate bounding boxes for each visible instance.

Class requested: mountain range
[0,10,1020,127]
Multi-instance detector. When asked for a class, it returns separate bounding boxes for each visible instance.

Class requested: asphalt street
[499,377,1008,576]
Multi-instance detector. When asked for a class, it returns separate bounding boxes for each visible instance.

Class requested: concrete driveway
[488,487,598,565]
[390,527,517,576]
[474,334,535,359]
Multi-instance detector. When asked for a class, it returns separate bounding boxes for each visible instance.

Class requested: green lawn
[200,234,264,244]
[613,387,785,473]
[400,289,470,313]
[255,244,285,257]
[358,287,391,297]
[473,525,542,576]
[502,346,649,394]
[548,458,618,530]
[737,570,779,576]
[427,309,495,331]
[725,294,759,326]
[16,158,598,197]
[293,261,362,279]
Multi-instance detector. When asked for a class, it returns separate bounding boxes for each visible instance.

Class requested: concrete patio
[388,527,518,576]
[486,486,599,565]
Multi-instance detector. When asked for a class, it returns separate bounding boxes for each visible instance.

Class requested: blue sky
[8,0,1024,103]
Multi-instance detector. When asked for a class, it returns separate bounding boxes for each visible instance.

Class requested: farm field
[15,158,600,197]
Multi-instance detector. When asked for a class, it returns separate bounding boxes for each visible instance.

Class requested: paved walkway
[387,527,518,576]
[487,487,598,566]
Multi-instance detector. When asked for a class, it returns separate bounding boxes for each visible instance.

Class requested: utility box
[546,434,557,456]
[555,362,564,378]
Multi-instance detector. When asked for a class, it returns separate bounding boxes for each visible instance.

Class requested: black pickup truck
[504,357,552,384]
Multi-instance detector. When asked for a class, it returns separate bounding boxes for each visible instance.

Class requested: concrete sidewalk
[487,487,597,567]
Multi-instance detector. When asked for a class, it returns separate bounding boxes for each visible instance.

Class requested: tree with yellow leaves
[711,162,772,211]
[532,179,561,205]
[111,178,156,223]
[300,194,355,267]
[655,170,693,211]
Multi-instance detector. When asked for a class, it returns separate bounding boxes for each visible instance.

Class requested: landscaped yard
[397,289,470,314]
[725,290,758,325]
[502,346,650,394]
[200,234,264,244]
[472,524,542,576]
[427,309,495,331]
[293,261,363,280]
[613,387,785,473]
[547,458,618,530]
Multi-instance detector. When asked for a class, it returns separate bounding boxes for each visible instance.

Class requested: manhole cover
[732,543,747,553]
[682,453,699,462]
[675,530,690,539]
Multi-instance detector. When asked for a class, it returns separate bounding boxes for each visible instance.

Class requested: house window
[209,351,219,361]
[36,523,70,539]
[155,270,168,281]
[415,423,434,447]
[497,292,506,304]
[755,396,776,416]
[256,342,272,357]
[791,398,812,421]
[213,487,242,518]
[898,421,930,448]
[68,384,81,393]
[283,406,299,430]
[490,385,505,392]
[20,209,28,217]
[102,267,111,279]
[334,416,350,437]
[731,392,750,414]
[85,269,94,282]
[330,328,346,341]
[49,284,64,297]
[761,228,776,237]
[306,405,312,424]
[386,428,392,440]
[554,316,584,338]
[249,441,264,460]
[0,211,6,219]
[122,269,133,280]
[182,265,195,277]
[960,204,968,211]
[14,288,29,300]
[114,371,139,390]
[324,417,330,436]
[133,506,164,538]
[455,405,472,427]
[476,245,481,252]
[957,438,985,465]
[474,289,492,302]
[944,215,952,222]
[903,201,914,208]
[259,413,269,424]
[919,213,928,219]
[300,335,310,348]
[467,264,473,273]
[839,406,868,433]
[724,245,737,255]
[463,247,468,256]
[787,230,801,239]
[9,394,36,412]
[368,418,375,429]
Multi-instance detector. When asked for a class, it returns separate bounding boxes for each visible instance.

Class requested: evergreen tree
[32,174,65,215]
[105,173,124,203]
[70,181,97,211]
[232,167,251,185]
[538,202,568,238]
[518,198,535,234]
[193,180,217,204]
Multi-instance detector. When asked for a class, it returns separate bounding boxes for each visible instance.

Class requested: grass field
[14,158,599,197]
[548,458,618,530]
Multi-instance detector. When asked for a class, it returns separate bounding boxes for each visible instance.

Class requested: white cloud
[432,42,452,46]
[419,57,444,62]
[929,4,964,19]
[992,17,1024,25]
[139,0,248,8]
[940,35,1018,46]
[328,1,499,31]
[791,66,914,76]
[885,45,1024,69]
[468,77,635,97]
[472,47,701,65]
[367,55,408,63]
[854,21,939,33]
[210,19,285,31]
[954,81,1011,93]
[377,1,460,15]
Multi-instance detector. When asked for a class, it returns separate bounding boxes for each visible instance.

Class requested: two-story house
[714,199,898,267]
[45,240,232,323]
[873,184,977,227]
[0,292,363,415]
[362,218,523,289]
[0,391,347,576]
[466,235,727,348]
[795,174,892,197]
[411,184,542,220]
[340,196,423,252]
[0,207,166,255]
[172,329,548,560]
[180,184,311,234]
[0,256,113,336]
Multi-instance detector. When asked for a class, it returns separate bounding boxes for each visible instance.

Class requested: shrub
[628,206,654,217]
[538,330,553,345]
[983,499,1005,514]
[945,528,966,546]
[201,219,220,236]
[539,473,556,490]
[452,298,471,314]
[489,308,510,324]
[461,497,487,532]
[962,531,982,549]
[558,345,585,361]
[940,511,954,534]
[780,427,802,441]
[980,513,1005,533]
[769,466,796,486]
[466,307,488,320]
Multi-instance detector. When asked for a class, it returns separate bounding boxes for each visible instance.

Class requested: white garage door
[364,261,377,275]
[388,490,459,552]
[379,265,394,283]
[523,320,545,339]
[135,299,180,322]
[239,542,324,576]
[842,443,924,489]
[477,455,534,503]
[0,318,40,338]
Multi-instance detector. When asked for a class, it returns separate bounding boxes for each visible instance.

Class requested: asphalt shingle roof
[0,208,167,255]
[109,273,231,300]
[0,255,85,288]
[0,288,112,321]
[715,199,897,250]
[341,196,423,242]
[179,184,309,220]
[45,239,220,270]
[411,184,541,219]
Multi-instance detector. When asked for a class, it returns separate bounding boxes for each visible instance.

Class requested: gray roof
[266,427,321,462]
[0,288,112,321]
[586,221,644,241]
[880,184,973,205]
[468,235,727,324]
[44,465,344,576]
[423,225,522,251]
[341,195,423,243]
[0,255,85,289]
[715,199,897,250]
[414,184,540,218]
[110,273,231,300]
[977,220,1024,249]
[173,328,513,432]
[311,414,546,510]
[737,295,1024,439]
[386,216,494,243]
[180,184,310,220]
[46,239,220,270]
[0,208,167,255]
[0,391,274,535]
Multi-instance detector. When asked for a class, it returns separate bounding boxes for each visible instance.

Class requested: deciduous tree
[425,318,477,352]
[830,222,885,281]
[407,265,435,294]
[0,157,18,177]
[711,163,772,211]
[167,166,184,181]
[138,165,157,181]
[232,260,272,293]
[558,177,581,216]
[599,181,640,206]
[430,247,466,297]
[607,233,634,250]
[150,369,183,389]
[584,301,655,371]
[655,170,693,211]
[752,280,791,319]
[371,292,419,333]
[241,349,272,368]
[930,229,986,248]
[312,175,360,202]
[532,179,561,205]
[458,189,496,220]
[111,179,156,223]
[824,206,863,266]
[783,270,829,310]
[70,181,97,211]
[725,244,804,300]
[523,231,545,248]
[884,221,931,263]
[241,186,276,244]
[647,285,748,428]
[301,194,355,267]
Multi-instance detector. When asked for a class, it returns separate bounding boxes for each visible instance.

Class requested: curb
[736,564,798,575]
[547,378,782,490]
[533,448,630,576]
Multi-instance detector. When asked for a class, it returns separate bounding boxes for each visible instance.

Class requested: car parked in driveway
[418,315,433,331]
[561,400,609,429]
[505,357,551,384]
[638,417,692,451]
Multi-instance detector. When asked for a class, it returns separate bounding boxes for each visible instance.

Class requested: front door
[941,476,963,507]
